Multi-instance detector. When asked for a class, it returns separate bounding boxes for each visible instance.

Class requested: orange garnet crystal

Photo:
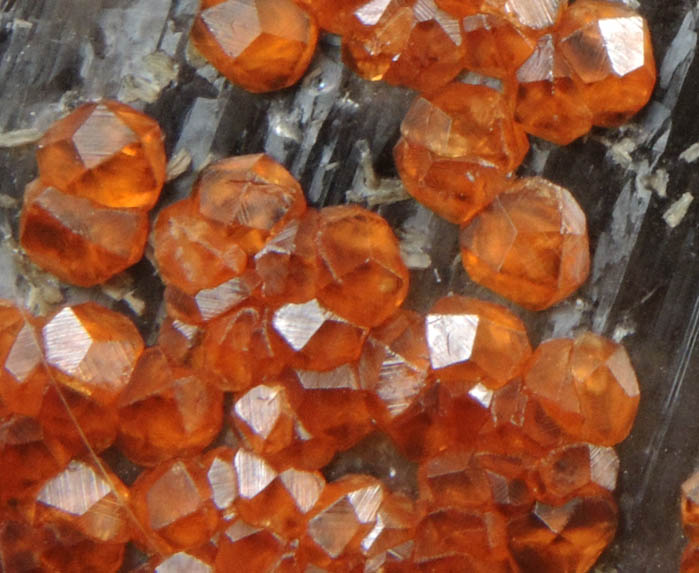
[460,176,590,310]
[191,0,319,93]
[35,100,166,210]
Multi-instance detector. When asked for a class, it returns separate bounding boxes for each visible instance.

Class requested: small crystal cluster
[19,100,167,287]
[191,0,655,311]
[5,136,642,570]
[680,473,699,571]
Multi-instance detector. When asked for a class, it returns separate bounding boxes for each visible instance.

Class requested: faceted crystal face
[487,0,568,30]
[426,296,532,388]
[359,310,430,421]
[0,302,48,417]
[117,347,224,466]
[20,180,150,287]
[556,0,656,126]
[215,518,285,571]
[36,100,166,210]
[524,332,640,445]
[272,298,367,370]
[314,206,409,328]
[154,550,216,573]
[194,154,306,254]
[131,458,219,553]
[400,84,529,171]
[460,176,590,310]
[42,303,144,406]
[515,35,593,144]
[508,494,618,572]
[191,0,318,92]
[35,460,132,544]
[202,304,289,391]
[342,0,465,93]
[153,198,248,296]
[460,12,536,78]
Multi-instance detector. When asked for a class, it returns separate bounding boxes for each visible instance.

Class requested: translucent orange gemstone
[532,443,619,503]
[395,84,529,224]
[157,317,202,364]
[460,176,590,310]
[148,545,218,572]
[130,457,220,553]
[682,473,699,542]
[191,0,319,93]
[34,459,132,544]
[20,179,149,287]
[515,34,593,144]
[508,494,618,572]
[0,302,48,417]
[523,332,640,445]
[483,0,568,30]
[341,0,465,93]
[0,415,71,504]
[193,154,306,255]
[314,205,409,328]
[426,295,532,388]
[255,210,321,305]
[153,198,248,296]
[359,309,430,425]
[117,347,223,466]
[215,518,287,570]
[461,13,536,78]
[201,304,290,391]
[40,303,144,407]
[296,0,361,34]
[36,100,166,210]
[272,298,367,371]
[298,474,384,568]
[683,544,699,573]
[556,0,656,126]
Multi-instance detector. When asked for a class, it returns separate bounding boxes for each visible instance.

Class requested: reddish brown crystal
[191,0,319,93]
[117,347,223,466]
[683,473,699,542]
[20,180,149,287]
[523,332,640,445]
[460,177,590,310]
[36,100,166,210]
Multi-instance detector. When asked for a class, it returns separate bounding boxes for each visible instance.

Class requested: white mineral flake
[662,192,694,228]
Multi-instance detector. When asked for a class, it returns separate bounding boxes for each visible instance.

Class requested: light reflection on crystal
[280,468,324,513]
[296,363,359,390]
[589,445,619,491]
[207,456,238,510]
[348,484,383,523]
[425,313,479,369]
[5,323,41,382]
[273,299,327,351]
[308,497,361,557]
[598,16,645,76]
[234,449,277,499]
[155,552,213,573]
[534,499,579,534]
[73,104,138,169]
[235,384,284,439]
[37,461,111,516]
[146,462,202,529]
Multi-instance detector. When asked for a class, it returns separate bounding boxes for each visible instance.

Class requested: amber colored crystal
[461,13,536,78]
[532,443,619,503]
[426,295,532,388]
[508,494,618,572]
[193,154,306,254]
[200,446,239,524]
[341,0,466,93]
[556,0,656,126]
[200,304,290,392]
[255,210,321,305]
[20,179,149,287]
[359,309,430,425]
[272,298,367,371]
[130,457,220,553]
[682,473,699,542]
[153,198,248,297]
[395,83,529,224]
[36,100,166,210]
[0,519,126,573]
[523,332,640,445]
[117,347,223,466]
[148,544,218,572]
[157,317,202,364]
[0,301,48,417]
[191,0,319,93]
[298,474,384,568]
[484,0,568,30]
[314,205,409,328]
[515,34,593,145]
[34,459,132,544]
[460,176,590,310]
[215,518,287,571]
[41,303,144,407]
[233,449,327,540]
[296,0,361,34]
[0,414,72,505]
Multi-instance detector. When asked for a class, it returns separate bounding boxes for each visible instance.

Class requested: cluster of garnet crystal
[6,121,641,569]
[192,0,655,310]
[680,473,699,571]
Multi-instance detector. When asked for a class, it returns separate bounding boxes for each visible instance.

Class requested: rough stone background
[0,0,698,570]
